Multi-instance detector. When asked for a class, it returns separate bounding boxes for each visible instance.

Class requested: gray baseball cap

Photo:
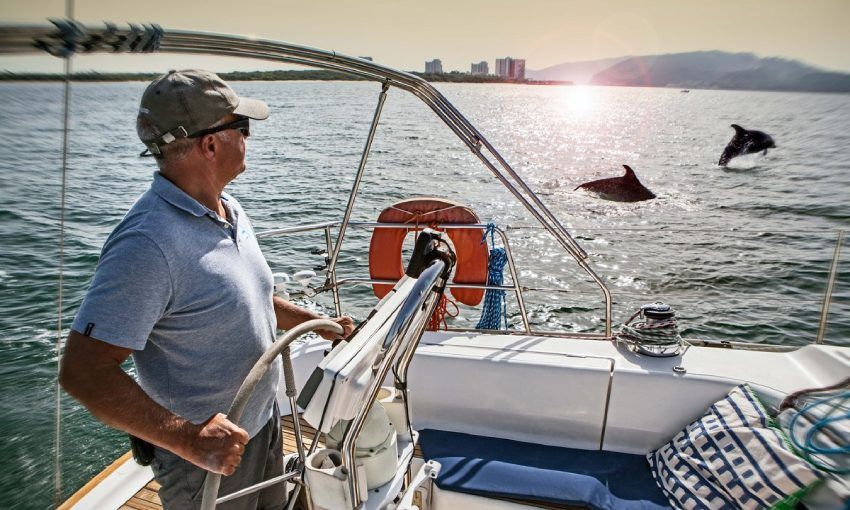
[137,69,268,154]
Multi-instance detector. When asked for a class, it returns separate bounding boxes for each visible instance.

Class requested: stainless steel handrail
[340,259,447,506]
[0,20,612,336]
[326,82,389,283]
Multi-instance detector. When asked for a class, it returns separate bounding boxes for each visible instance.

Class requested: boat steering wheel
[199,319,344,510]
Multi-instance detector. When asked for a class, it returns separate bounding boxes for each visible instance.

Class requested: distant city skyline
[424,59,443,74]
[1,0,849,73]
[495,57,526,80]
[470,61,488,76]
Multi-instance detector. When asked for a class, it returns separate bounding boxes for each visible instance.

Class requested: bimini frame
[0,19,613,336]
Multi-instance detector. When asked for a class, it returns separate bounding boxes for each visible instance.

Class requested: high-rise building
[495,58,510,78]
[511,59,525,80]
[425,59,443,74]
[495,57,526,80]
[470,61,489,75]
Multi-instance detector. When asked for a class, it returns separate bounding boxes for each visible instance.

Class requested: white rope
[387,203,465,225]
[54,1,74,506]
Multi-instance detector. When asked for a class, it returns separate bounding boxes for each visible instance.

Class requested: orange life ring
[369,197,488,306]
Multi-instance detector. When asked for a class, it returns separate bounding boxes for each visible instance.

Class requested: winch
[617,302,684,357]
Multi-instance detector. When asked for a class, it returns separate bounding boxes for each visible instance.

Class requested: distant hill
[527,56,629,83]
[592,51,850,92]
[530,51,850,93]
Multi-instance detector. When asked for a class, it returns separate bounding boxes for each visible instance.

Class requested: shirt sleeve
[71,231,172,350]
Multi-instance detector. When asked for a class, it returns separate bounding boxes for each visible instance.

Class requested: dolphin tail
[719,142,738,165]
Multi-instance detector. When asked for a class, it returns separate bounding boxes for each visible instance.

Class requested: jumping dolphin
[574,165,656,202]
[719,124,776,166]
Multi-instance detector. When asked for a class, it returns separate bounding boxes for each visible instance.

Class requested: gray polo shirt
[72,172,280,438]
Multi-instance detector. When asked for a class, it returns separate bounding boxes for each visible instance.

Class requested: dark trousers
[151,410,286,510]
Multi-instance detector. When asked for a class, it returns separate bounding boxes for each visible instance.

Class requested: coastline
[0,69,572,85]
[3,70,847,94]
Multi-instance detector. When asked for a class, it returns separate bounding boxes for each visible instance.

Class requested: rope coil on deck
[616,303,684,357]
[781,377,850,475]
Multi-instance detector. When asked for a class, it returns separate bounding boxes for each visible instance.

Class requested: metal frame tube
[340,260,446,506]
[288,395,307,462]
[326,82,390,280]
[325,225,342,317]
[394,297,444,388]
[334,277,514,290]
[255,221,337,238]
[494,226,530,333]
[215,471,299,505]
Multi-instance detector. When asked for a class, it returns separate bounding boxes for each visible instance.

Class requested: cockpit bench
[419,429,671,510]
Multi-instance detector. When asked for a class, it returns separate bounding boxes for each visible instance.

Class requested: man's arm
[272,296,354,340]
[59,330,248,475]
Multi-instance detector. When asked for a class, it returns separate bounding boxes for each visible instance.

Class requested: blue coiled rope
[476,223,508,330]
[787,390,850,474]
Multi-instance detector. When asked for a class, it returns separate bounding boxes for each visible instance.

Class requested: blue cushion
[419,429,671,510]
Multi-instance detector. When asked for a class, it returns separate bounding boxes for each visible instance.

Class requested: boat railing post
[324,224,342,317]
[576,259,612,338]
[325,81,390,286]
[816,229,844,344]
[495,226,530,333]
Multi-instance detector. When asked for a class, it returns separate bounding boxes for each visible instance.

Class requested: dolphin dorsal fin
[622,165,635,178]
[731,124,746,136]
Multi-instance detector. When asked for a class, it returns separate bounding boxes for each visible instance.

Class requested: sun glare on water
[558,85,596,117]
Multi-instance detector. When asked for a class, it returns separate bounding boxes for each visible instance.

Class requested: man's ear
[199,134,218,161]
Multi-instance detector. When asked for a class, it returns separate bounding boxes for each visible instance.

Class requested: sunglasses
[139,117,251,157]
[190,117,251,138]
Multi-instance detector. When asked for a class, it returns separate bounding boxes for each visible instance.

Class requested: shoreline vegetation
[4,66,847,93]
[3,52,848,93]
[0,69,573,85]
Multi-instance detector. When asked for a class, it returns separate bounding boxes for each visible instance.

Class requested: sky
[1,0,849,74]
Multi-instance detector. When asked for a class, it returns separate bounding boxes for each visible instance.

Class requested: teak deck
[118,415,563,510]
[120,415,324,510]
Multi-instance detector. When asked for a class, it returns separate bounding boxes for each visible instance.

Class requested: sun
[559,85,596,117]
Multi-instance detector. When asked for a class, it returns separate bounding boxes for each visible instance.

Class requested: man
[59,70,354,510]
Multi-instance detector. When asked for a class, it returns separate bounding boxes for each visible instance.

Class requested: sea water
[0,81,848,509]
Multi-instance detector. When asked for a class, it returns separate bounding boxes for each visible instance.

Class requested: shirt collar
[151,171,219,219]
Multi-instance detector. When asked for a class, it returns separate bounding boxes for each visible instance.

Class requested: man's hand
[178,413,249,475]
[318,316,355,341]
[272,296,355,341]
